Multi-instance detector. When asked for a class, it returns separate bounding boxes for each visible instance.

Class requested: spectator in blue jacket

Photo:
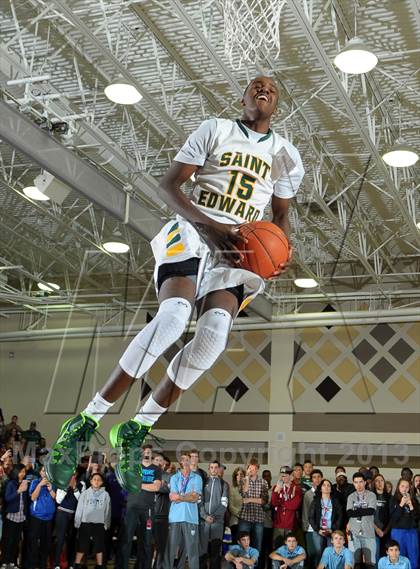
[27,466,57,569]
[1,464,29,567]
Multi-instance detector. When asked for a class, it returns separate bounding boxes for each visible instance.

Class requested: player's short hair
[238,531,250,541]
[331,530,345,539]
[248,457,259,468]
[385,540,400,550]
[189,448,199,455]
[210,460,220,467]
[142,444,153,450]
[303,459,313,466]
[285,532,297,541]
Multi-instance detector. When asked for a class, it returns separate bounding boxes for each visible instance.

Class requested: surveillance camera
[50,121,69,135]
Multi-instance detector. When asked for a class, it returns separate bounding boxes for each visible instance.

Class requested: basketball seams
[249,228,276,276]
[238,221,289,278]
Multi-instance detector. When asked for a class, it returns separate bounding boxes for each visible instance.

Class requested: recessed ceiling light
[382,143,419,168]
[416,221,420,230]
[23,186,50,201]
[294,278,318,289]
[37,282,60,292]
[103,241,130,254]
[334,37,378,74]
[104,82,142,105]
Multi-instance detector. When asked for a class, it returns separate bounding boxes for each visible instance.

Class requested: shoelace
[52,420,103,462]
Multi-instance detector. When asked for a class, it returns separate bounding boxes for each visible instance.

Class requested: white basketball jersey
[174,118,304,225]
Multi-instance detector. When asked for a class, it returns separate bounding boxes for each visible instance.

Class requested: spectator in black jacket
[332,469,353,529]
[54,474,84,569]
[153,452,171,569]
[389,478,419,569]
[2,464,28,567]
[308,479,342,566]
[372,474,390,562]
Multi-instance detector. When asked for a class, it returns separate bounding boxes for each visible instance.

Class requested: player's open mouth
[256,94,269,102]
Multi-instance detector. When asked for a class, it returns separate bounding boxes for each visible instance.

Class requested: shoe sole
[109,422,123,449]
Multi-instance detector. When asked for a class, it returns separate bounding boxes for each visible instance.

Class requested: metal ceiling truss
[0,0,418,330]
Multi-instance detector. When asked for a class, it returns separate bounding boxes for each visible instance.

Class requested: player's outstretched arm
[158,161,246,265]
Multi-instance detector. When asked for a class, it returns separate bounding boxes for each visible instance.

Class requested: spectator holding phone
[389,479,419,569]
[2,464,29,567]
[27,466,56,569]
[272,466,302,548]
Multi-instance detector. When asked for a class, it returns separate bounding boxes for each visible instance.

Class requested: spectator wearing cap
[272,466,302,548]
[303,469,324,569]
[269,532,306,569]
[238,458,268,563]
[332,468,354,529]
[309,479,343,565]
[346,472,377,569]
[317,530,353,569]
[378,540,412,569]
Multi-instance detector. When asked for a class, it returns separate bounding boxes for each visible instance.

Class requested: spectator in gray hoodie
[74,473,111,569]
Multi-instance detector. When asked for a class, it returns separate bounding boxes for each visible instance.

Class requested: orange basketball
[238,221,290,279]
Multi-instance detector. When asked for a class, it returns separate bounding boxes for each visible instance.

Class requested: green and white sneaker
[109,420,151,493]
[45,412,99,489]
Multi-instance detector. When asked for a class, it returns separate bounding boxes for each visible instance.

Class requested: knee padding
[119,297,192,378]
[167,308,232,390]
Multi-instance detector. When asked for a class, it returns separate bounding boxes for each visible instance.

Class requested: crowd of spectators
[0,414,419,569]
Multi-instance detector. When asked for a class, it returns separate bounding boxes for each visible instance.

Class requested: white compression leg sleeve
[167,308,232,390]
[119,297,192,379]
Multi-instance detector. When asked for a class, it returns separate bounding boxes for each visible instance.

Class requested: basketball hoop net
[220,0,286,68]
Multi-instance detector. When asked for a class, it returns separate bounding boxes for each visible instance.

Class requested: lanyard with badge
[179,474,191,495]
[321,498,332,529]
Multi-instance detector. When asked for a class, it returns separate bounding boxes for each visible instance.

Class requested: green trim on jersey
[236,119,273,143]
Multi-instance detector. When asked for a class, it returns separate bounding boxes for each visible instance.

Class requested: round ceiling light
[294,278,318,289]
[104,82,142,105]
[334,37,378,74]
[382,143,419,168]
[103,241,130,254]
[23,186,50,201]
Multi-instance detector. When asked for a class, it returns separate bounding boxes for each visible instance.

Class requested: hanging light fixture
[37,282,60,292]
[294,278,318,289]
[102,241,130,254]
[104,78,142,105]
[23,185,50,201]
[382,142,419,168]
[334,37,378,74]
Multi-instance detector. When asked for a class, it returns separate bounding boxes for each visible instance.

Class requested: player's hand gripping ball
[237,221,291,279]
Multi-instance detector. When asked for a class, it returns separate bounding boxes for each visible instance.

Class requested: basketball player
[46,76,304,492]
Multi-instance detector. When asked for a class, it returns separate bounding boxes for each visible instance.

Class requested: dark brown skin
[100,75,291,408]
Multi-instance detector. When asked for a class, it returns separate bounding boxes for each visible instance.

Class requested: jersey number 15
[226,171,256,201]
